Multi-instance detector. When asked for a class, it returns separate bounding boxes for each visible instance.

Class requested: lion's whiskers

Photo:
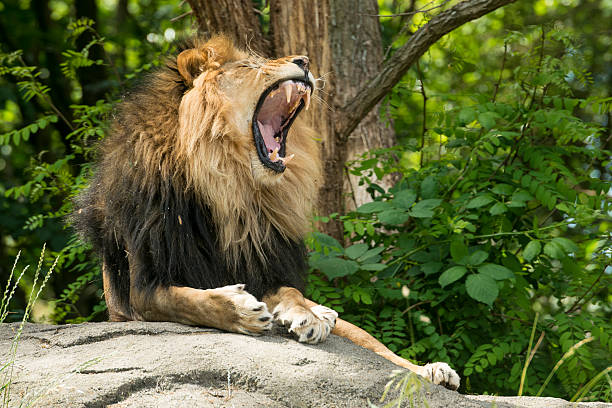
[311,94,333,112]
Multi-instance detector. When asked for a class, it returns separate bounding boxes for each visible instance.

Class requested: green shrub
[306,26,611,401]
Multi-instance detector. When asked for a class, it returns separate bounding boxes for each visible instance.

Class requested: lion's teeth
[304,92,310,111]
[292,99,301,112]
[270,147,279,162]
[281,154,295,165]
[284,82,292,104]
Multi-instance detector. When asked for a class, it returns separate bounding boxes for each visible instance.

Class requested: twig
[170,10,193,22]
[372,0,452,17]
[491,42,508,103]
[528,26,546,111]
[402,300,432,315]
[90,29,124,89]
[487,118,530,182]
[416,60,427,167]
[18,57,74,131]
[343,165,359,210]
[491,312,531,326]
[381,0,416,61]
[566,267,607,314]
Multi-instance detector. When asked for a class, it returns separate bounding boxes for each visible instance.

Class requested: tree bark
[184,0,517,240]
[187,0,269,54]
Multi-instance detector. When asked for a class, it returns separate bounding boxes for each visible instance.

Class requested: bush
[306,26,611,401]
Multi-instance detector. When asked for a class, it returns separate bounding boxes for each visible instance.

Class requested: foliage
[306,24,611,401]
[0,0,610,402]
[0,26,112,323]
[0,1,189,322]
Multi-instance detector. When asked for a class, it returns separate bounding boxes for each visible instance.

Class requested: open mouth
[252,78,312,172]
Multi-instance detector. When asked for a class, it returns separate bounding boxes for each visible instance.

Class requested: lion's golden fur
[99,36,321,265]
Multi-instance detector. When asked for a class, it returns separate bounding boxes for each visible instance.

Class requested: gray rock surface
[1,322,610,407]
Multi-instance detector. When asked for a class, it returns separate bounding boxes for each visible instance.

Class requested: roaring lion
[73,36,459,390]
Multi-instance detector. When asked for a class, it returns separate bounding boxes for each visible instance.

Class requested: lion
[73,36,459,390]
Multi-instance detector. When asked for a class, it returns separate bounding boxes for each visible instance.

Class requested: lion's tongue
[257,121,281,153]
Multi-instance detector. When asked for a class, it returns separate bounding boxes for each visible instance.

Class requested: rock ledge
[1,322,610,407]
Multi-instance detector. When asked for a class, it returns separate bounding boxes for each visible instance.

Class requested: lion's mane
[74,37,321,314]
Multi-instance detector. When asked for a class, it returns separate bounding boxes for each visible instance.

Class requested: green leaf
[552,237,579,254]
[466,194,495,209]
[507,200,526,208]
[378,209,410,225]
[366,223,375,236]
[357,201,392,214]
[312,257,359,279]
[477,263,514,280]
[357,246,385,263]
[450,239,469,263]
[478,112,498,129]
[355,222,365,235]
[398,234,415,250]
[543,241,565,259]
[439,266,467,287]
[345,243,368,260]
[422,261,443,276]
[410,199,442,218]
[393,190,417,209]
[511,190,533,202]
[459,107,477,124]
[311,232,343,252]
[523,241,541,261]
[360,292,373,304]
[343,221,354,234]
[465,274,498,305]
[459,250,488,266]
[421,176,438,199]
[491,184,514,195]
[489,202,508,215]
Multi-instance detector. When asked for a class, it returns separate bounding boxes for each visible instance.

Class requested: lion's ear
[177,48,208,86]
[177,37,239,86]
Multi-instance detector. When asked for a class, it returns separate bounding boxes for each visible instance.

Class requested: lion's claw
[212,284,273,335]
[422,362,460,390]
[274,304,337,344]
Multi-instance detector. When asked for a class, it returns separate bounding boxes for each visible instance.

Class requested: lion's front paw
[212,284,273,336]
[273,304,337,344]
[422,362,460,391]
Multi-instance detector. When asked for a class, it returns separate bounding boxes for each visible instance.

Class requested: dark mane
[72,45,306,316]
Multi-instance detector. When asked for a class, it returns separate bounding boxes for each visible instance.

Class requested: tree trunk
[187,0,270,54]
[184,0,516,240]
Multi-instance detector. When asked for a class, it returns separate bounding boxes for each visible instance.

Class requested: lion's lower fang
[280,154,295,165]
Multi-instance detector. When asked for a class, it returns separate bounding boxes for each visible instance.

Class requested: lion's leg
[303,298,460,391]
[262,286,337,344]
[102,263,130,322]
[129,283,273,336]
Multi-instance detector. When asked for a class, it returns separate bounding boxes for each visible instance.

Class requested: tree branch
[337,0,516,140]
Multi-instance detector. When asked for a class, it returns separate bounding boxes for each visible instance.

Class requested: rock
[1,322,610,407]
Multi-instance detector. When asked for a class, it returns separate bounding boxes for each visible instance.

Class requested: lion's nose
[292,57,310,73]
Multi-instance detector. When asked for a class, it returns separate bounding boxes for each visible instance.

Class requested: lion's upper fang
[255,80,311,164]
